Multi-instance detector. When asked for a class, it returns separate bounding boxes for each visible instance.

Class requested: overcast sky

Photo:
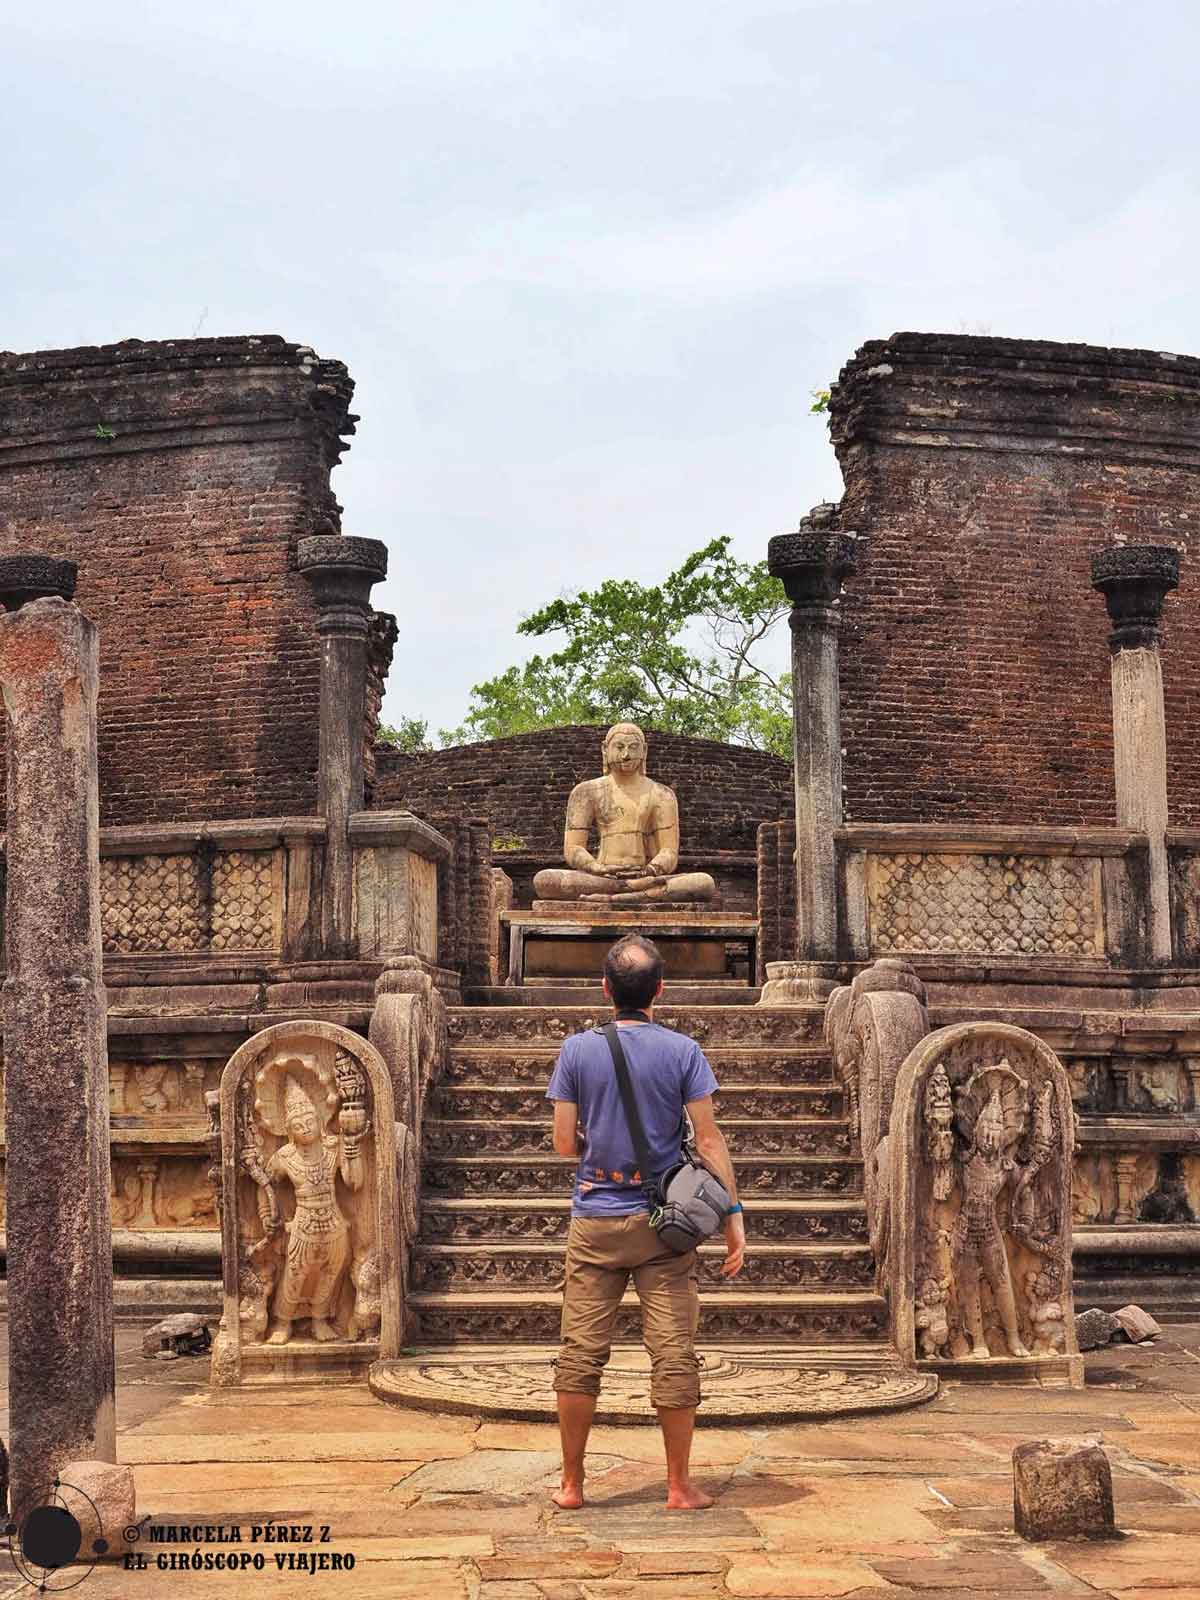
[5,2,1199,734]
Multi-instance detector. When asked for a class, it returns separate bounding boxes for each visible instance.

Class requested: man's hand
[720,1211,746,1278]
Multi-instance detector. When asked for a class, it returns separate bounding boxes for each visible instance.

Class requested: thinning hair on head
[604,933,664,1011]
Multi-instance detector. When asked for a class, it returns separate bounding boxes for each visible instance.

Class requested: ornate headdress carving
[974,1089,1006,1156]
[283,1075,314,1126]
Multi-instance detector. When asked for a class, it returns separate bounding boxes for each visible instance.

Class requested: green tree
[377,715,434,753]
[441,537,792,755]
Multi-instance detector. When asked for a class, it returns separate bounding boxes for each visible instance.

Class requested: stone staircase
[407,1000,890,1351]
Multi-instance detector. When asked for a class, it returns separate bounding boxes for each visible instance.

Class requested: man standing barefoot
[546,934,745,1511]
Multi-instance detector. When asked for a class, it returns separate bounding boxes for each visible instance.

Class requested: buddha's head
[602,722,647,776]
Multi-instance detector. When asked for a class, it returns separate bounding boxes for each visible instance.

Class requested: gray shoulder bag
[598,1021,732,1254]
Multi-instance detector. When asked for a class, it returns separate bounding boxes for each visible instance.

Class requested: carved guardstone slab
[890,1022,1083,1386]
[211,1022,402,1386]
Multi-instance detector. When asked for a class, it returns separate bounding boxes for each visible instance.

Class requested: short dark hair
[604,934,664,1011]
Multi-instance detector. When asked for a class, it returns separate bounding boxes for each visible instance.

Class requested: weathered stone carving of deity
[888,1021,1081,1384]
[532,722,717,906]
[264,1074,366,1344]
[211,1021,404,1385]
[951,1078,1030,1359]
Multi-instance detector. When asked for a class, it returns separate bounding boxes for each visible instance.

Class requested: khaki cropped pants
[554,1213,701,1410]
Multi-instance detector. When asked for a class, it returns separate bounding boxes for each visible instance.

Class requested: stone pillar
[762,506,858,1003]
[0,555,116,1520]
[1090,546,1180,964]
[298,536,389,958]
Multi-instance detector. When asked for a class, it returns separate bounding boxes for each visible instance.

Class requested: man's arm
[552,1100,582,1158]
[686,1095,745,1278]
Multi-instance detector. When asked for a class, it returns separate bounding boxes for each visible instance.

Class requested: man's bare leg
[657,1406,714,1510]
[552,1392,595,1508]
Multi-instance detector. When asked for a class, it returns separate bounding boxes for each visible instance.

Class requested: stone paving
[2,1324,1199,1598]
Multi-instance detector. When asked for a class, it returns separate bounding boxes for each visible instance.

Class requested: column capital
[0,553,77,611]
[1090,544,1180,652]
[298,535,388,633]
[768,505,858,617]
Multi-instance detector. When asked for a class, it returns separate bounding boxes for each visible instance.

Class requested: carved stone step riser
[447,1012,824,1048]
[423,1161,863,1199]
[424,1122,852,1159]
[417,1211,869,1246]
[411,1257,877,1293]
[433,1088,845,1119]
[445,1055,835,1088]
[411,1306,889,1344]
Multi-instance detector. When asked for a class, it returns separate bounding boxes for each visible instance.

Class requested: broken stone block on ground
[1112,1304,1162,1343]
[141,1313,211,1360]
[1012,1437,1117,1541]
[56,1460,136,1559]
[1074,1307,1119,1350]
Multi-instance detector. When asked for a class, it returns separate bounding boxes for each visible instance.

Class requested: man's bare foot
[551,1481,584,1510]
[666,1481,714,1510]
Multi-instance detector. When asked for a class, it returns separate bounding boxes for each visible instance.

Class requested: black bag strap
[599,1023,655,1191]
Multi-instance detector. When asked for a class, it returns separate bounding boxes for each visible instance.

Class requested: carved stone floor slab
[369,1344,937,1425]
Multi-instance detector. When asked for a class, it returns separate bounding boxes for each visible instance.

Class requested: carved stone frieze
[867,851,1103,959]
[211,1021,402,1386]
[108,1059,222,1119]
[1063,1054,1195,1115]
[431,1084,838,1120]
[422,1156,861,1198]
[411,1246,873,1294]
[417,1201,867,1245]
[109,1154,216,1228]
[889,1022,1080,1382]
[412,1301,887,1345]
[446,1008,823,1047]
[444,1048,833,1088]
[1072,1150,1166,1224]
[420,1118,850,1159]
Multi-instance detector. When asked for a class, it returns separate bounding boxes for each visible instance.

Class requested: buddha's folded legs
[533,868,640,899]
[607,872,717,904]
[532,868,717,904]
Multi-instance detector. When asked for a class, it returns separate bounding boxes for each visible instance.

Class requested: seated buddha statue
[532,722,717,907]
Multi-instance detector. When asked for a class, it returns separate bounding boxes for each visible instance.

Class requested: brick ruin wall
[830,334,1200,827]
[374,726,793,909]
[0,336,365,826]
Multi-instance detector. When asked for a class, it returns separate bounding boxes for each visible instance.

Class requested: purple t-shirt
[546,1022,719,1216]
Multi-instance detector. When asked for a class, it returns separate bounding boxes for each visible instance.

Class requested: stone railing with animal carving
[824,959,928,1289]
[826,961,1082,1386]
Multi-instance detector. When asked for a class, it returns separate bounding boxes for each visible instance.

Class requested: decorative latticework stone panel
[211,849,281,951]
[101,847,282,954]
[101,853,205,953]
[867,852,1103,958]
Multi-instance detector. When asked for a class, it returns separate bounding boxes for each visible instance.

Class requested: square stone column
[1091,546,1181,964]
[762,507,857,1002]
[298,536,389,958]
[0,556,116,1520]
